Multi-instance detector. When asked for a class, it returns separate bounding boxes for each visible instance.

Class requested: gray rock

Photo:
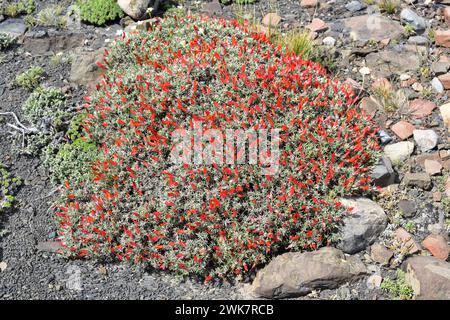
[345,1,365,12]
[342,14,403,42]
[0,15,4,23]
[413,129,439,152]
[371,156,397,187]
[431,77,444,93]
[202,0,223,16]
[408,36,428,45]
[403,172,431,190]
[404,256,450,299]
[118,0,154,20]
[379,130,393,145]
[431,61,450,75]
[252,247,367,298]
[384,141,414,163]
[323,36,336,46]
[400,8,427,32]
[365,49,420,78]
[70,47,106,87]
[370,243,393,266]
[398,199,417,218]
[0,18,27,38]
[337,198,388,254]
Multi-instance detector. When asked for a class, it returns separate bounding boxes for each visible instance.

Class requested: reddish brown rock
[438,73,450,89]
[409,99,437,118]
[262,13,282,27]
[370,243,393,266]
[307,18,328,33]
[415,152,441,167]
[422,234,450,260]
[300,0,318,8]
[424,159,442,176]
[360,96,380,117]
[391,120,415,140]
[436,30,450,48]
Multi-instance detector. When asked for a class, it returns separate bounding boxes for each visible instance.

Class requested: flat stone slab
[0,18,26,38]
[341,14,403,42]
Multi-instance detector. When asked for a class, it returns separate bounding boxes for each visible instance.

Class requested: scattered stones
[398,199,417,218]
[413,129,439,152]
[251,247,367,298]
[435,30,450,48]
[342,15,403,42]
[391,121,415,140]
[371,156,397,187]
[424,159,442,176]
[438,73,450,89]
[431,77,445,93]
[403,172,431,190]
[400,8,427,32]
[384,141,414,163]
[337,198,388,254]
[300,0,318,8]
[404,256,450,299]
[0,18,27,38]
[322,36,336,47]
[370,243,394,266]
[262,13,282,27]
[118,0,152,20]
[307,18,328,33]
[440,102,450,131]
[345,1,365,12]
[422,234,450,260]
[395,227,421,254]
[409,99,436,118]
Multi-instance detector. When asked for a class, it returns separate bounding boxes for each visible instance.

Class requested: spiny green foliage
[0,33,16,51]
[0,0,35,17]
[0,164,23,213]
[15,66,44,90]
[78,0,124,26]
[26,4,67,29]
[381,270,414,300]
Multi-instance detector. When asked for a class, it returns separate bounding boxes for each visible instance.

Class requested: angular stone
[360,96,380,117]
[398,199,417,218]
[337,198,388,254]
[438,73,450,89]
[440,102,450,131]
[403,172,431,190]
[251,247,367,298]
[384,141,414,163]
[444,7,450,28]
[371,156,397,187]
[415,152,441,167]
[404,256,450,299]
[395,227,421,254]
[202,0,223,16]
[118,0,152,20]
[307,18,328,32]
[435,30,450,48]
[345,1,365,12]
[400,8,427,32]
[422,234,450,260]
[409,99,436,118]
[432,77,445,93]
[424,159,442,176]
[70,47,105,87]
[342,14,403,42]
[262,13,282,27]
[365,50,421,78]
[367,274,383,289]
[391,121,415,140]
[408,36,428,45]
[300,0,318,8]
[431,61,450,75]
[370,243,394,266]
[413,129,439,152]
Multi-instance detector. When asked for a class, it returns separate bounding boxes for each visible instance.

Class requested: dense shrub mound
[57,15,380,279]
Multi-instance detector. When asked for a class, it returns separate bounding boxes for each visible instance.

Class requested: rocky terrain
[0,0,450,300]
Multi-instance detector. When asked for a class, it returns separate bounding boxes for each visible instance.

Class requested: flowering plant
[56,15,380,280]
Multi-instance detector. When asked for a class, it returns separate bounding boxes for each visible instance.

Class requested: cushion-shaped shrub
[56,15,380,280]
[78,0,124,26]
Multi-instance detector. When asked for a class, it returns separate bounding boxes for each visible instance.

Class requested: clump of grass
[403,23,416,36]
[15,66,44,90]
[277,30,314,58]
[381,270,414,300]
[378,0,399,14]
[0,33,16,51]
[26,4,67,29]
[372,86,406,113]
[0,0,35,17]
